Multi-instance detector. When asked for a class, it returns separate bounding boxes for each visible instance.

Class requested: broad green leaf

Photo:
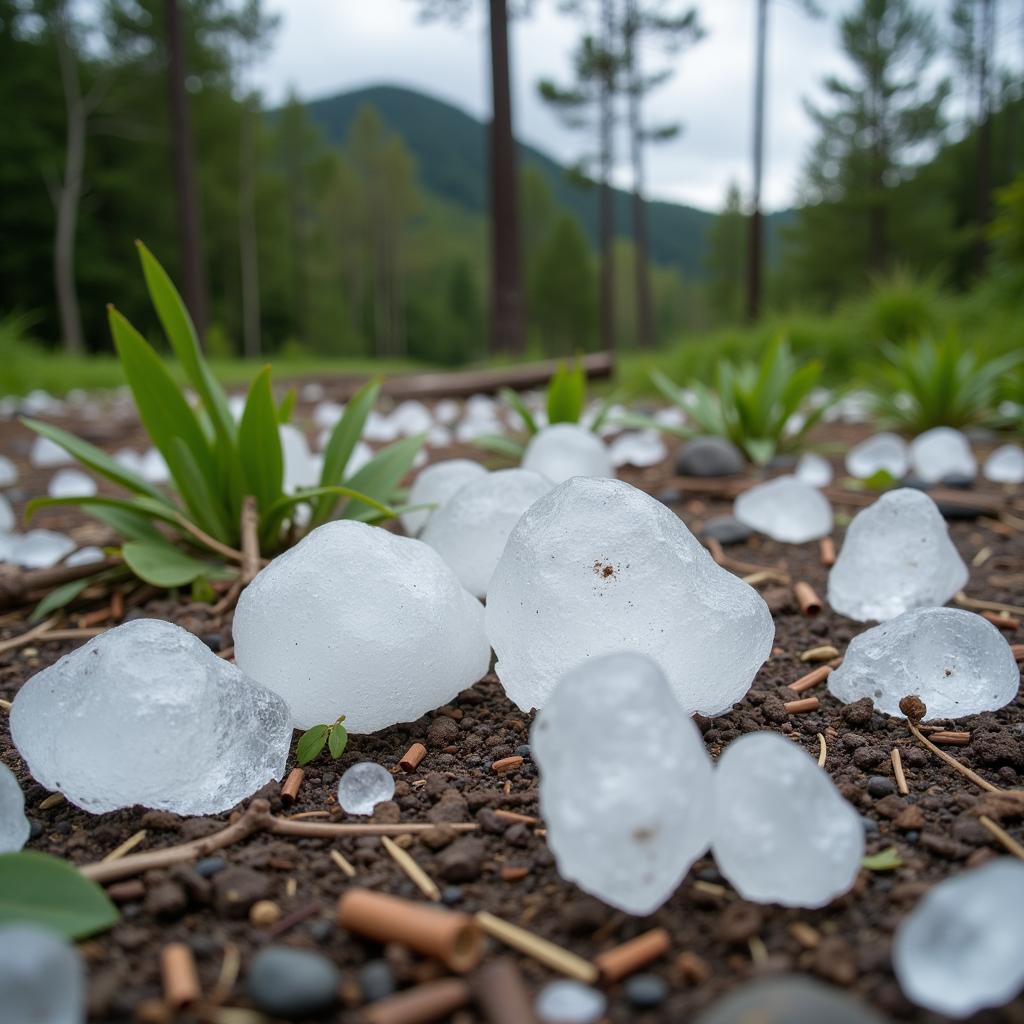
[168,437,233,543]
[296,725,329,766]
[30,578,94,622]
[472,433,526,460]
[238,367,284,520]
[342,435,424,521]
[85,504,166,544]
[0,851,119,938]
[547,361,585,425]
[862,468,898,490]
[122,540,229,588]
[862,848,904,872]
[499,387,539,435]
[277,387,297,424]
[328,724,348,759]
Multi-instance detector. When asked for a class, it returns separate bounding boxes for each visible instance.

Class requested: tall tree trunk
[624,0,654,348]
[165,0,207,339]
[975,0,995,272]
[487,0,525,356]
[238,96,261,358]
[746,0,767,322]
[598,0,616,354]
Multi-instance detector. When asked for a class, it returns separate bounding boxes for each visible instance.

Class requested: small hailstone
[827,488,968,621]
[984,444,1024,484]
[608,430,667,468]
[113,448,144,474]
[712,732,864,908]
[734,476,833,543]
[64,546,105,568]
[0,454,18,486]
[828,607,1019,719]
[29,436,73,468]
[227,394,246,420]
[487,477,774,716]
[536,981,607,1024]
[400,459,487,536]
[794,452,833,488]
[845,432,909,479]
[420,469,552,598]
[653,405,686,429]
[0,763,30,852]
[9,529,75,569]
[233,521,490,732]
[910,426,976,483]
[280,425,320,491]
[363,410,400,443]
[313,401,345,429]
[426,424,452,448]
[10,619,292,815]
[0,493,13,533]
[140,448,170,484]
[47,468,97,498]
[521,423,613,484]
[532,653,714,914]
[391,400,433,437]
[0,924,85,1024]
[893,859,1024,1018]
[434,398,460,425]
[337,762,395,815]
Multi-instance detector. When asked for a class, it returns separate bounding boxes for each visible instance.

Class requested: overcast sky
[249,0,1017,213]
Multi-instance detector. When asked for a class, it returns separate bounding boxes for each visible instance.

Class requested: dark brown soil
[1,402,1023,1024]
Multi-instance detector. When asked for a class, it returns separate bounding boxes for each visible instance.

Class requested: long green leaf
[238,366,284,520]
[277,387,297,424]
[168,437,233,542]
[30,577,94,622]
[26,495,186,534]
[499,387,539,435]
[472,433,526,460]
[122,540,230,588]
[261,485,397,546]
[547,361,585,424]
[342,435,425,521]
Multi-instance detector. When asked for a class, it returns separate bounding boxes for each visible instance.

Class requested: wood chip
[381,835,441,901]
[793,581,822,616]
[279,767,304,806]
[789,921,820,949]
[819,537,836,567]
[788,665,833,694]
[491,756,524,774]
[330,849,357,878]
[784,696,820,714]
[972,545,992,568]
[399,743,428,772]
[891,747,909,795]
[101,830,147,863]
[475,911,598,984]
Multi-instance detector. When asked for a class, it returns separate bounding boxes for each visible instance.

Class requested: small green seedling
[296,714,349,766]
[862,847,904,872]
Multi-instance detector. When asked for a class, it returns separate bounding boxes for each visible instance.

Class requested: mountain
[304,84,791,279]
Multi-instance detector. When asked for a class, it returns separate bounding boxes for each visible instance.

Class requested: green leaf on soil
[296,725,329,766]
[122,540,229,588]
[30,577,94,622]
[328,724,348,760]
[862,847,904,872]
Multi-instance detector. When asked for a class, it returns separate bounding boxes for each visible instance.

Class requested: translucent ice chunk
[532,653,714,914]
[608,430,667,468]
[0,763,30,852]
[909,426,976,483]
[280,425,320,492]
[695,976,888,1024]
[140,448,170,484]
[0,924,84,1024]
[400,459,487,537]
[47,469,97,498]
[10,619,292,814]
[734,476,833,543]
[0,455,18,487]
[984,444,1024,484]
[712,732,864,908]
[845,432,908,479]
[487,477,774,716]
[64,546,105,568]
[827,488,968,621]
[30,436,73,468]
[391,400,433,437]
[337,762,395,815]
[0,494,12,533]
[794,452,833,488]
[536,981,607,1024]
[9,530,75,569]
[521,424,613,484]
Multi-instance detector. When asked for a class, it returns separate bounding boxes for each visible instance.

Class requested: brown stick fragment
[793,582,822,616]
[929,731,971,746]
[161,942,201,1009]
[891,748,909,795]
[955,592,1024,617]
[475,911,598,983]
[784,697,820,714]
[267,818,478,840]
[492,809,539,826]
[362,978,471,1024]
[819,537,836,567]
[594,927,671,984]
[1012,644,1024,663]
[338,889,483,973]
[279,767,304,807]
[77,605,113,629]
[330,848,357,878]
[500,866,529,882]
[906,720,1000,795]
[381,835,441,901]
[980,610,1020,631]
[471,958,538,1024]
[240,495,260,585]
[0,616,60,656]
[263,901,322,939]
[800,645,839,663]
[0,558,122,611]
[491,756,523,774]
[788,665,833,694]
[399,743,427,772]
[978,814,1024,862]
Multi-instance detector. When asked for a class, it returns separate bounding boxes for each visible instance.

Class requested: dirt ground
[1,396,1022,1024]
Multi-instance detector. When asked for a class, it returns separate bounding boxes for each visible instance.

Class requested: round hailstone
[47,468,97,498]
[9,529,75,569]
[0,493,13,533]
[531,653,714,915]
[337,762,395,815]
[909,426,976,483]
[608,430,667,468]
[893,859,1024,1018]
[845,432,909,479]
[0,762,30,852]
[10,619,292,815]
[400,459,487,537]
[140,448,170,484]
[521,423,613,484]
[712,732,864,908]
[984,443,1024,484]
[29,436,73,468]
[64,546,105,568]
[0,924,85,1024]
[733,475,833,543]
[233,521,491,732]
[536,981,608,1024]
[794,452,833,488]
[279,424,320,492]
[827,488,968,622]
[828,607,1019,720]
[487,477,774,716]
[420,469,553,598]
[0,454,18,487]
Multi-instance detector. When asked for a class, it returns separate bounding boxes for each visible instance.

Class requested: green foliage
[296,715,348,766]
[546,360,587,425]
[0,851,119,938]
[857,269,943,343]
[862,848,904,872]
[865,333,1021,431]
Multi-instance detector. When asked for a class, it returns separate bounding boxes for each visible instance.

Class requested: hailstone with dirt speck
[522,423,613,484]
[734,475,833,543]
[10,619,292,815]
[827,488,967,622]
[487,477,774,715]
[401,459,487,537]
[828,607,1018,720]
[711,732,864,908]
[234,520,491,732]
[531,652,714,915]
[0,763,29,852]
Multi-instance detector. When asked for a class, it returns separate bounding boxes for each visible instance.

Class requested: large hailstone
[734,476,833,543]
[893,859,1024,1018]
[0,763,30,852]
[234,521,491,732]
[0,925,85,1024]
[521,423,613,484]
[828,607,1019,720]
[984,444,1024,484]
[712,732,864,908]
[486,477,774,715]
[845,432,908,479]
[400,459,487,537]
[420,469,552,598]
[531,653,714,915]
[827,488,968,622]
[909,426,976,483]
[10,619,292,815]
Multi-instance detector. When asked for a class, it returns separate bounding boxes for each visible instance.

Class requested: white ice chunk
[434,399,460,425]
[653,405,686,429]
[734,476,833,543]
[363,410,400,443]
[30,436,73,468]
[0,925,84,1024]
[532,653,714,915]
[313,401,345,430]
[521,424,613,484]
[337,762,395,815]
[828,607,1019,719]
[894,859,1024,1018]
[234,521,491,732]
[0,763,30,852]
[279,425,320,492]
[0,455,18,487]
[827,488,968,621]
[10,619,292,815]
[909,426,976,483]
[420,469,552,598]
[391,400,433,437]
[401,459,487,537]
[426,424,452,448]
[64,546,105,568]
[0,494,12,534]
[608,430,667,468]
[712,732,864,908]
[47,469,97,499]
[984,444,1024,484]
[845,432,909,479]
[536,981,607,1024]
[795,452,833,488]
[140,448,170,484]
[113,448,145,475]
[487,477,774,715]
[9,530,75,569]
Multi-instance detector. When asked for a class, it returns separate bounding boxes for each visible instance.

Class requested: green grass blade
[499,387,539,435]
[238,366,284,520]
[30,577,94,622]
[277,387,297,424]
[342,435,425,521]
[547,360,585,424]
[472,433,526,460]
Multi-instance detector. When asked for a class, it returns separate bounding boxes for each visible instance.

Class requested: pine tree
[706,184,747,324]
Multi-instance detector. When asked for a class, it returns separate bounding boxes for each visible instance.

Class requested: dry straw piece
[399,743,428,772]
[594,927,671,984]
[793,581,822,616]
[891,748,909,795]
[475,911,599,984]
[101,829,147,863]
[362,978,471,1024]
[330,848,357,878]
[788,664,833,694]
[978,815,1024,862]
[800,645,839,663]
[337,889,483,973]
[816,733,827,768]
[160,942,201,1009]
[380,835,441,901]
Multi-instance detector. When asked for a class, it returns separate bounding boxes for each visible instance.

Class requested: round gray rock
[675,437,745,477]
[247,947,340,1018]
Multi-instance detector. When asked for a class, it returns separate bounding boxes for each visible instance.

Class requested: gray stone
[701,516,753,546]
[247,947,340,1018]
[675,437,745,477]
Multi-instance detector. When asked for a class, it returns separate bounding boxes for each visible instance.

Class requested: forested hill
[304,84,791,278]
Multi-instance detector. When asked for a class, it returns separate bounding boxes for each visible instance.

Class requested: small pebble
[441,886,464,905]
[536,980,607,1023]
[624,974,669,1009]
[195,856,227,878]
[359,960,396,1003]
[867,776,895,798]
[247,947,340,1018]
[249,900,282,926]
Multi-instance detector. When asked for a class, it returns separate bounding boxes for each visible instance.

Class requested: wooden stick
[788,664,833,694]
[492,809,539,826]
[279,767,304,806]
[0,558,122,611]
[978,815,1024,862]
[1011,643,1024,663]
[980,610,1020,631]
[471,959,538,1024]
[267,817,478,840]
[906,720,1000,795]
[240,496,260,584]
[399,743,427,772]
[817,733,827,768]
[208,942,241,1008]
[594,928,670,984]
[793,582,822,616]
[381,835,441,902]
[101,830,146,863]
[784,696,820,714]
[929,730,971,746]
[0,616,59,656]
[161,943,200,1009]
[330,849,357,878]
[363,979,471,1024]
[891,748,909,795]
[475,911,599,984]
[955,592,1024,617]
[819,537,836,567]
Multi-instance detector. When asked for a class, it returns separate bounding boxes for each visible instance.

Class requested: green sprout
[296,714,349,766]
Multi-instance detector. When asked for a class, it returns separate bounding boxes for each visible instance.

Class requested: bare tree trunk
[746,0,767,322]
[598,0,616,354]
[975,0,995,272]
[165,0,207,340]
[238,96,261,358]
[487,0,526,356]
